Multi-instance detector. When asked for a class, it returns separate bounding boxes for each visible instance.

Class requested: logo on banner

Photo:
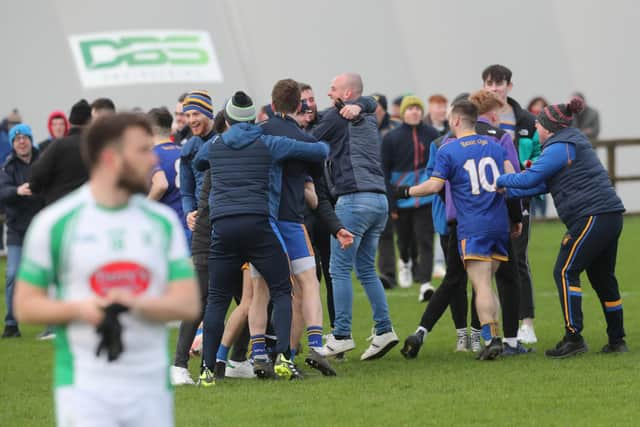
[68,30,223,88]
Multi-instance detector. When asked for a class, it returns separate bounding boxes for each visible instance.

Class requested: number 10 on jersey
[463,157,500,195]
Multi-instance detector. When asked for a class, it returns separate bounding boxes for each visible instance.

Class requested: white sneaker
[225,360,256,379]
[432,263,446,279]
[517,324,538,344]
[170,366,195,386]
[322,334,356,356]
[470,329,482,353]
[360,330,399,360]
[418,282,435,302]
[456,331,469,352]
[397,259,413,288]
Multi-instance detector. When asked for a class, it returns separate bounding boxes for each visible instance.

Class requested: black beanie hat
[224,91,256,125]
[69,99,92,126]
[537,97,585,133]
[371,93,388,111]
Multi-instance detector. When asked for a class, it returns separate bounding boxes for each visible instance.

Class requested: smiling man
[13,113,199,427]
[179,90,215,224]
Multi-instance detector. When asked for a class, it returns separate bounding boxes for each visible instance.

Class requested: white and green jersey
[18,185,194,392]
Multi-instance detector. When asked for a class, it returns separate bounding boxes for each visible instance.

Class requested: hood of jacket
[222,122,263,149]
[47,110,70,138]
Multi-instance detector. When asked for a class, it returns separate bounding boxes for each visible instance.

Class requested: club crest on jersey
[90,261,151,296]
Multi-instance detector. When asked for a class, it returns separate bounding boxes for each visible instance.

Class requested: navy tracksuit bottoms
[202,214,292,369]
[553,213,624,343]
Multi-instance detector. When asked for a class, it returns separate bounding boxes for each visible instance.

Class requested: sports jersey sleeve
[430,147,451,182]
[165,211,195,282]
[17,214,54,289]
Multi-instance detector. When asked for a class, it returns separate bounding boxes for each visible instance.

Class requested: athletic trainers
[361,330,399,360]
[469,329,482,353]
[517,324,538,344]
[432,263,446,279]
[379,274,396,290]
[476,337,503,361]
[601,340,629,353]
[397,259,413,288]
[305,348,336,376]
[37,327,55,340]
[502,342,533,356]
[322,334,356,357]
[1,325,21,338]
[456,331,469,352]
[197,367,215,387]
[170,366,195,386]
[400,334,423,359]
[253,357,275,379]
[418,282,435,303]
[225,360,256,378]
[274,353,302,380]
[545,335,588,359]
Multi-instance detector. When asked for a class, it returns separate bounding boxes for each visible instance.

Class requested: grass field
[1,217,639,426]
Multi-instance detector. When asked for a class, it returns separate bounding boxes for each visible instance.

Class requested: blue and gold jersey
[431,133,509,238]
[152,141,185,225]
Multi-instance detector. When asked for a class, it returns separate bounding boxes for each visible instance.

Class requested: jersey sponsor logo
[90,261,151,296]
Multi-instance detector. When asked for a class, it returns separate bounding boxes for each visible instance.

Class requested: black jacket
[0,150,45,245]
[261,115,323,223]
[507,97,536,151]
[30,127,88,205]
[191,171,212,265]
[381,122,439,210]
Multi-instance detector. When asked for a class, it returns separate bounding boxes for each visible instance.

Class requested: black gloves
[394,185,411,200]
[96,303,129,362]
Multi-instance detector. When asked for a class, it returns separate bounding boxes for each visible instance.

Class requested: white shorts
[55,386,173,427]
[249,256,315,278]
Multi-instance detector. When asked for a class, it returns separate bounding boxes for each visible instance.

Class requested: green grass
[1,217,640,426]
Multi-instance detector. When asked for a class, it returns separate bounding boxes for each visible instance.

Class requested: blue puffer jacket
[498,127,624,228]
[544,128,624,226]
[311,97,386,197]
[206,123,328,221]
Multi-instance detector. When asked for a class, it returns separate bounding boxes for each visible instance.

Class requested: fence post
[606,142,616,188]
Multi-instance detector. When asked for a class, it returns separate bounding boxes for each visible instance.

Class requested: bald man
[312,73,399,361]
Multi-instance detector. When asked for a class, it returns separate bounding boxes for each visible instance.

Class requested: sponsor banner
[68,30,224,88]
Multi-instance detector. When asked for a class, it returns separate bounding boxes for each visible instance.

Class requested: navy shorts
[458,233,509,263]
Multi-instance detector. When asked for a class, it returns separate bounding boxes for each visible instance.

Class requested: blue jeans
[330,192,392,336]
[4,245,22,326]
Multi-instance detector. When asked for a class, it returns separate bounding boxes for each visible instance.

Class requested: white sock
[504,338,518,348]
[456,328,467,337]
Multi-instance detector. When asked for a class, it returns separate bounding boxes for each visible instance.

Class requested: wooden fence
[592,139,640,187]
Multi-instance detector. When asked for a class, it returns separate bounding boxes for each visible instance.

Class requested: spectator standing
[0,124,44,338]
[571,92,600,140]
[38,111,70,152]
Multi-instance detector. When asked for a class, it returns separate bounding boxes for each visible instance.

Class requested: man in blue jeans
[313,73,398,360]
[0,124,44,338]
